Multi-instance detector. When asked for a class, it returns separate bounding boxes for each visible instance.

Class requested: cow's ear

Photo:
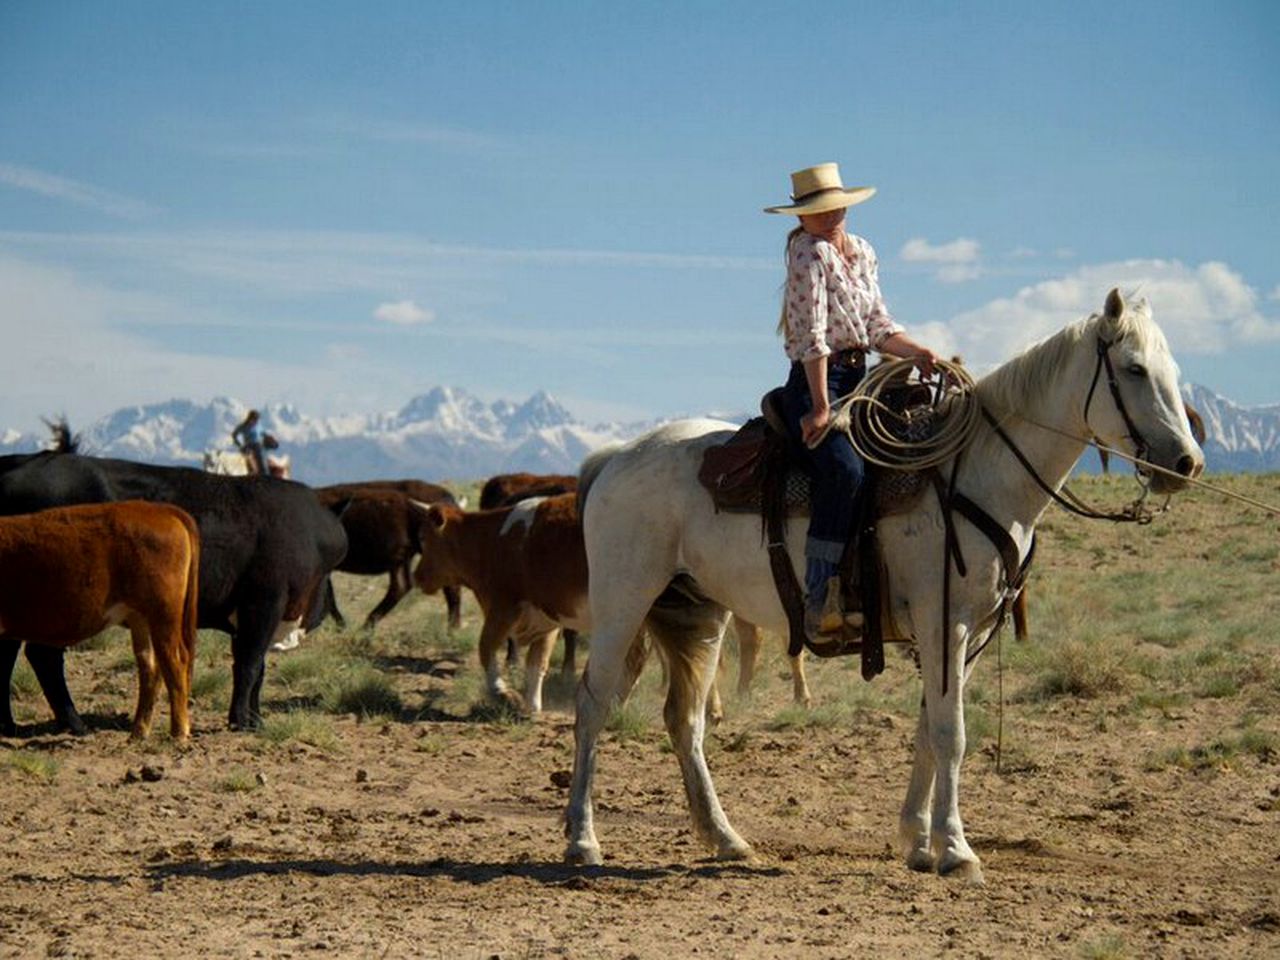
[410,499,447,530]
[427,505,447,530]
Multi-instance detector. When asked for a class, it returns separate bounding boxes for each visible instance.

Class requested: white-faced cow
[0,501,199,739]
[480,472,582,678]
[0,452,346,732]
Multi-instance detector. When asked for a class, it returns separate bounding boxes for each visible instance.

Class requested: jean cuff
[804,536,845,564]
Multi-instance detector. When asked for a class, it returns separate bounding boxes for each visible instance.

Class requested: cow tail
[180,512,201,677]
[577,442,622,519]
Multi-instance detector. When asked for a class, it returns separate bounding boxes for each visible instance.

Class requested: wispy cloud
[0,163,158,220]
[943,258,1280,371]
[373,299,434,325]
[0,229,774,300]
[899,237,982,283]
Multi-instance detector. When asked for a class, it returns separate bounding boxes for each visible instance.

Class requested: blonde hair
[775,225,804,336]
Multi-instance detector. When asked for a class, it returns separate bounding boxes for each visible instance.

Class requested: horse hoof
[905,849,935,873]
[938,854,985,884]
[564,841,603,867]
[715,840,754,862]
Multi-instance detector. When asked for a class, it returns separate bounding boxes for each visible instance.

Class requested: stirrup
[804,577,865,658]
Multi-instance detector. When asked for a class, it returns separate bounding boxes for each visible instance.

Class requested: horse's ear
[1103,288,1125,321]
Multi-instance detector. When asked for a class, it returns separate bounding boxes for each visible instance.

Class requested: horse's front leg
[898,699,937,872]
[917,622,983,882]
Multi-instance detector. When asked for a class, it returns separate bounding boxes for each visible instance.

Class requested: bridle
[984,334,1161,525]
[1083,333,1150,469]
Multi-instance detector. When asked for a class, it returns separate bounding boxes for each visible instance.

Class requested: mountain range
[0,383,1275,486]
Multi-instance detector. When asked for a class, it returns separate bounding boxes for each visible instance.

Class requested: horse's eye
[1127,363,1147,377]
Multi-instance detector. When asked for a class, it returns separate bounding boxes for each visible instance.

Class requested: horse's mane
[974,298,1170,416]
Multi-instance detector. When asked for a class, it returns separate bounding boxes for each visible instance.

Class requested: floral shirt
[782,231,903,363]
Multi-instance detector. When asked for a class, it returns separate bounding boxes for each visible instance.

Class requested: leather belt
[830,348,866,369]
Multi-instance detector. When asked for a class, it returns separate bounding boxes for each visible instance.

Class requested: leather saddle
[697,385,934,677]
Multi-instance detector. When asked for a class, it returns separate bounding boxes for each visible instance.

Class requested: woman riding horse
[765,162,941,642]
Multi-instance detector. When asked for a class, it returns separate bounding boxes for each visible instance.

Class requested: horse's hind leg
[564,623,650,866]
[649,603,751,861]
[129,620,159,740]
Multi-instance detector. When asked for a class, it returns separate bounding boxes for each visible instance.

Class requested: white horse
[202,448,291,479]
[564,290,1203,881]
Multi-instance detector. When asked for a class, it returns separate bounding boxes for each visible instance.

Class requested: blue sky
[1,1,1277,430]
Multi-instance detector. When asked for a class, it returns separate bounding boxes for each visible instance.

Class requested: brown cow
[0,501,199,739]
[479,472,576,511]
[414,495,586,714]
[314,485,462,631]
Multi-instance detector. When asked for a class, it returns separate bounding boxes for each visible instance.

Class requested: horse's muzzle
[1149,449,1204,494]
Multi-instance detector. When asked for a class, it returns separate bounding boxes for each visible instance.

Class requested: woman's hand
[881,333,940,377]
[801,404,831,446]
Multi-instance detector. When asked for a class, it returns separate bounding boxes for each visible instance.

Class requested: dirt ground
[3,505,1279,959]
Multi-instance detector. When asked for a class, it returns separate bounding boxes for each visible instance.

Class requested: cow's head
[411,502,462,596]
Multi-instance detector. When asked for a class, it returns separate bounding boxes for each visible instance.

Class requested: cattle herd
[0,449,606,738]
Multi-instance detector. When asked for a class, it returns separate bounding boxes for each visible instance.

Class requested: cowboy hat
[763,162,876,215]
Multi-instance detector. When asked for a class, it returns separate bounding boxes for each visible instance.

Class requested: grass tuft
[0,749,58,782]
[256,711,340,752]
[216,767,261,793]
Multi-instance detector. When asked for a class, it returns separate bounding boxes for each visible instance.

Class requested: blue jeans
[779,358,867,595]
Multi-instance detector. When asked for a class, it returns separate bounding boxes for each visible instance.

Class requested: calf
[313,485,462,630]
[480,473,581,677]
[0,452,347,731]
[414,495,587,714]
[0,502,199,739]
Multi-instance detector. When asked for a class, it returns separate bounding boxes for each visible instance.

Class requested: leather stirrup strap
[767,505,809,659]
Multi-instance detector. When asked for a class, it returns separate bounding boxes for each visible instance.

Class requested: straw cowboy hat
[763,162,876,215]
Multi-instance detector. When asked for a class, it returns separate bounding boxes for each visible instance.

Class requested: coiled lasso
[817,357,981,471]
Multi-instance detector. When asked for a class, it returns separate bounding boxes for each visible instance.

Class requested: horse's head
[1089,288,1204,493]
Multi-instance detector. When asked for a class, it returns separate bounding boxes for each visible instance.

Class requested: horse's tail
[577,442,623,519]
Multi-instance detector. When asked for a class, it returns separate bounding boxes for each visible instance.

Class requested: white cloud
[943,258,1280,371]
[899,237,982,283]
[1268,284,1280,301]
[0,163,157,220]
[0,254,398,430]
[373,299,434,326]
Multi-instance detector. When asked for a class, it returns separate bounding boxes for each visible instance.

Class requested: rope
[820,357,982,471]
[1013,414,1280,518]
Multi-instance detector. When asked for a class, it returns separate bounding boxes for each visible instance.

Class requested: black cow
[314,484,463,630]
[0,452,347,733]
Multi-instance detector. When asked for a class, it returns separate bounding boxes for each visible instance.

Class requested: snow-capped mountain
[0,383,1276,484]
[1181,383,1280,474]
[0,388,660,485]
